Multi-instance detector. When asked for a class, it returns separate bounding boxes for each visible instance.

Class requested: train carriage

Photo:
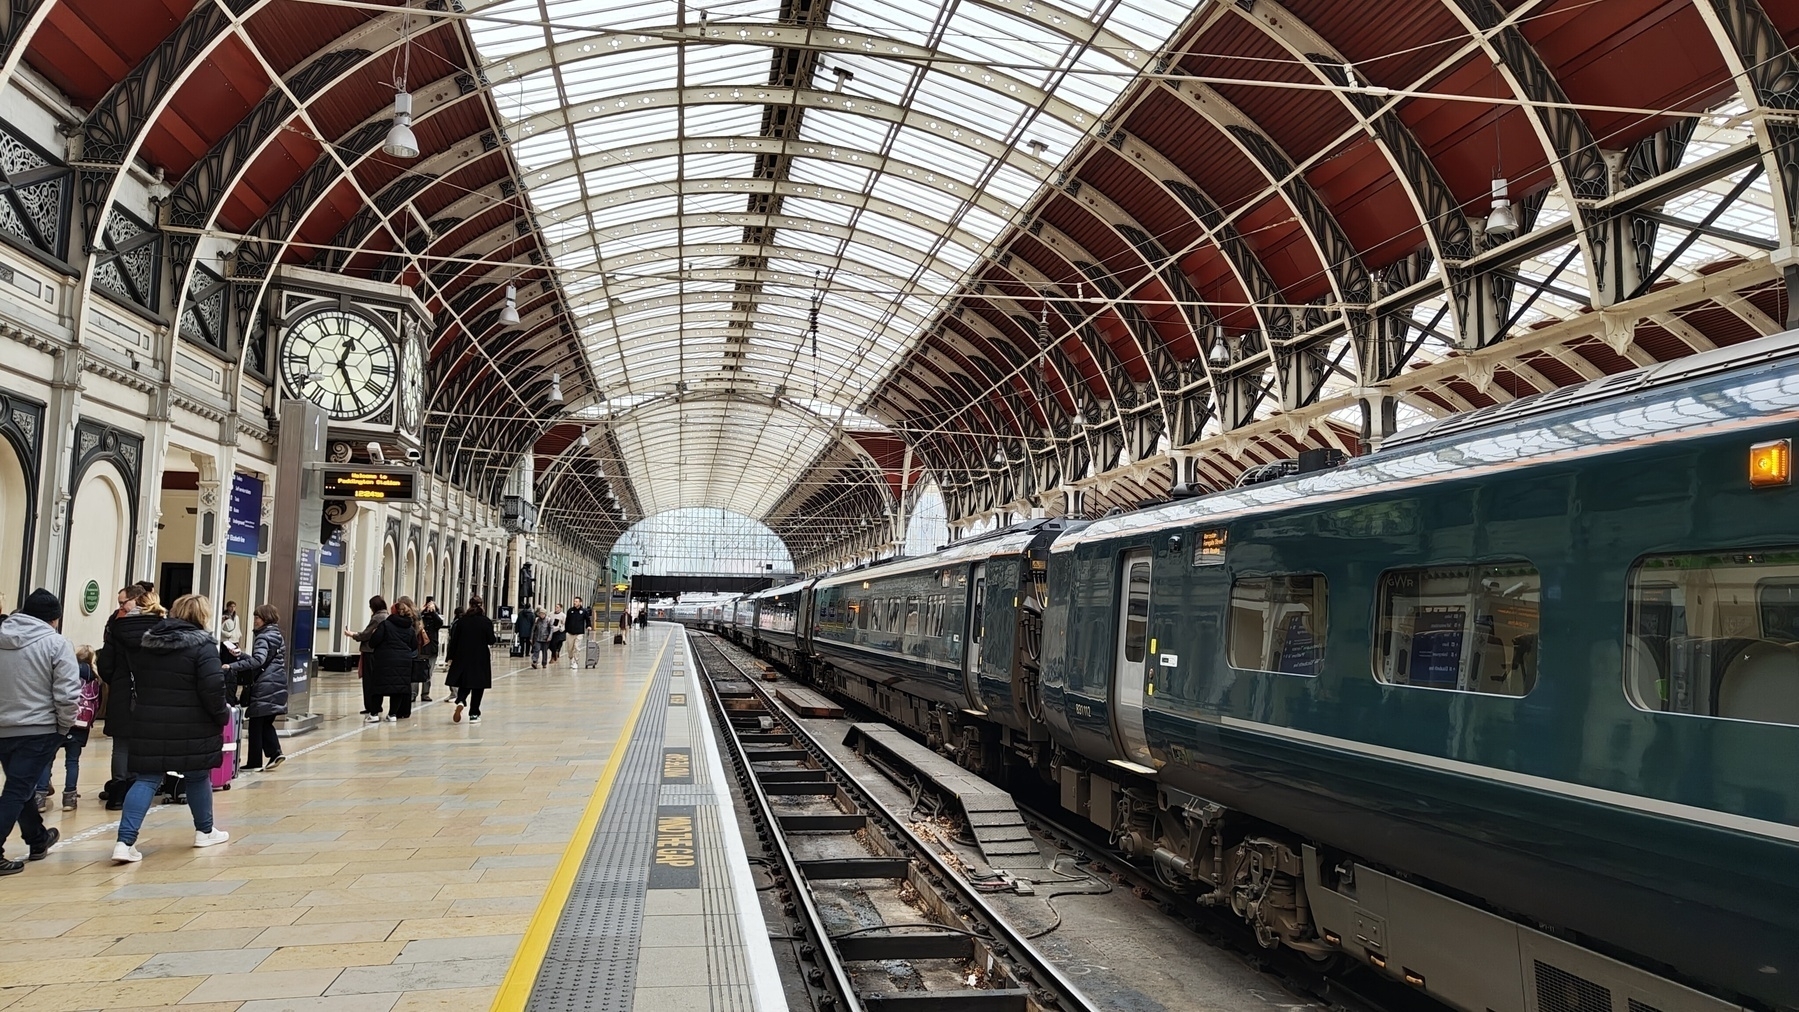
[1044,334,1799,1011]
[806,521,1073,751]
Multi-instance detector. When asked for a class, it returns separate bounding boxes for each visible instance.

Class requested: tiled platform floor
[0,623,771,1012]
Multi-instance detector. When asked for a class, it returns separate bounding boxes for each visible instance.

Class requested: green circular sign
[81,580,100,616]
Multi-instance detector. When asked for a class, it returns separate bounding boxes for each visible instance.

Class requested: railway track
[688,630,1103,1012]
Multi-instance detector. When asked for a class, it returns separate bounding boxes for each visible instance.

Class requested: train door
[1112,549,1156,768]
[962,563,987,712]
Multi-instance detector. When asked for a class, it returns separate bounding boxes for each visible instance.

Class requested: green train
[715,332,1799,1012]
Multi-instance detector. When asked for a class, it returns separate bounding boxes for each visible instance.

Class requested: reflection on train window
[1626,551,1799,727]
[1375,563,1539,695]
[1123,559,1151,664]
[1229,575,1327,676]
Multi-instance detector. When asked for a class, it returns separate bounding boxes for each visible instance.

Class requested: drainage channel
[688,630,1101,1012]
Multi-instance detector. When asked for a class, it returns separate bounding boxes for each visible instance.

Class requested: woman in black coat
[224,605,287,770]
[112,594,231,863]
[445,597,496,724]
[365,597,420,722]
[98,588,165,809]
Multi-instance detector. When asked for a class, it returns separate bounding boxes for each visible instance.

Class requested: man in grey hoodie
[0,588,79,874]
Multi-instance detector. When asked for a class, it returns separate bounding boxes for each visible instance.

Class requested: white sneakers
[364,714,381,723]
[453,702,465,723]
[111,829,228,862]
[469,715,481,723]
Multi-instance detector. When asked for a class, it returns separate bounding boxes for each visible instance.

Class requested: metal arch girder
[1228,0,1476,265]
[542,208,985,292]
[925,312,1048,441]
[1039,252,1176,463]
[540,175,993,269]
[0,0,51,92]
[515,135,1020,223]
[231,71,483,274]
[1099,134,1292,430]
[164,8,423,279]
[322,138,502,270]
[1441,0,1613,308]
[1158,75,1370,413]
[573,289,927,339]
[1021,186,1198,450]
[515,83,1057,188]
[1221,0,1493,379]
[73,0,268,252]
[473,4,1140,133]
[574,238,939,296]
[1695,0,1799,299]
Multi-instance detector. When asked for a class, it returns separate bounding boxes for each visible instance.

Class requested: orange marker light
[1750,439,1792,488]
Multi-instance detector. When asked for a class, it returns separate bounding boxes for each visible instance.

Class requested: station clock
[399,336,424,432]
[279,308,397,422]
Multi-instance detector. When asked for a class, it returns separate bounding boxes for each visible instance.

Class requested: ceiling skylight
[466,0,1192,518]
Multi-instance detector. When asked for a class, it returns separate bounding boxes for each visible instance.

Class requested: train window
[1229,575,1327,676]
[1625,550,1799,727]
[1375,563,1539,696]
[1123,559,1151,664]
[904,596,921,637]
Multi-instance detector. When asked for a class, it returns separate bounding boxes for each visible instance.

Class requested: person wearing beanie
[0,588,79,874]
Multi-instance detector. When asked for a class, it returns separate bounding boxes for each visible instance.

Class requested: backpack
[74,666,101,727]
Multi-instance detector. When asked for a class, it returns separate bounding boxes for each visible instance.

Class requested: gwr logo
[655,815,695,868]
[662,751,691,781]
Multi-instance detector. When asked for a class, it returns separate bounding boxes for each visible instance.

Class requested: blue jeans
[36,733,83,794]
[0,733,60,857]
[117,771,214,845]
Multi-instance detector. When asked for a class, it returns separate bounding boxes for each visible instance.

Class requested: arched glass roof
[466,0,1192,517]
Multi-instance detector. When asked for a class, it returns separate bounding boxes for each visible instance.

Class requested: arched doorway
[0,434,30,610]
[64,462,131,648]
[403,543,418,603]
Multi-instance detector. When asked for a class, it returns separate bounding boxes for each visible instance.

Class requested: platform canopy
[14,0,1797,567]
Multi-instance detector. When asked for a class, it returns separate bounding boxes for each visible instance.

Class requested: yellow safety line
[490,632,672,1012]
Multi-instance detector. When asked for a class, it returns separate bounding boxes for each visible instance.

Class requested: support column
[1360,391,1398,452]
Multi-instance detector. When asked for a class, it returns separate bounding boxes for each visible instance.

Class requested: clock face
[400,339,424,431]
[280,310,397,421]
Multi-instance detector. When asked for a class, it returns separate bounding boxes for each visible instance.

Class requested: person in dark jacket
[416,598,445,703]
[97,588,165,810]
[513,605,535,658]
[346,596,388,718]
[365,597,419,722]
[224,605,287,771]
[445,597,496,724]
[112,594,230,863]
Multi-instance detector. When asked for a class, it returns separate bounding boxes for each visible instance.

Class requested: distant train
[686,333,1799,1012]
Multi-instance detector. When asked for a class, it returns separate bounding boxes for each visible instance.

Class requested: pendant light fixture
[549,372,564,404]
[1486,178,1517,235]
[382,8,420,160]
[500,283,521,325]
[1209,336,1231,366]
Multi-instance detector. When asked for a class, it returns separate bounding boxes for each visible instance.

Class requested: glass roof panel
[467,0,1187,517]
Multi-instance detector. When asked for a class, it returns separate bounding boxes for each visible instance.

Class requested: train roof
[1055,328,1799,551]
[812,519,1075,589]
[748,578,812,600]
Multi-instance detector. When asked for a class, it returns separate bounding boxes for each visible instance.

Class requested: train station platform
[0,625,783,1012]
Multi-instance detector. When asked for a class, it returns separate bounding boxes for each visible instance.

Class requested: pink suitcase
[213,705,242,790]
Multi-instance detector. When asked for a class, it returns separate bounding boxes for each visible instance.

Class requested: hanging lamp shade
[1486,177,1517,234]
[1209,339,1231,366]
[382,92,420,160]
[499,284,521,325]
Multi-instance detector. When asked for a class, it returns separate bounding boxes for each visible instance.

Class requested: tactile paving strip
[527,642,675,1012]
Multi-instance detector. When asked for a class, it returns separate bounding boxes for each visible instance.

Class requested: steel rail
[688,630,1105,1012]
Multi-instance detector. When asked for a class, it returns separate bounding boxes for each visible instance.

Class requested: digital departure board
[319,467,418,502]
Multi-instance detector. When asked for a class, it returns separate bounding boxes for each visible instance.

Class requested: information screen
[319,467,418,502]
